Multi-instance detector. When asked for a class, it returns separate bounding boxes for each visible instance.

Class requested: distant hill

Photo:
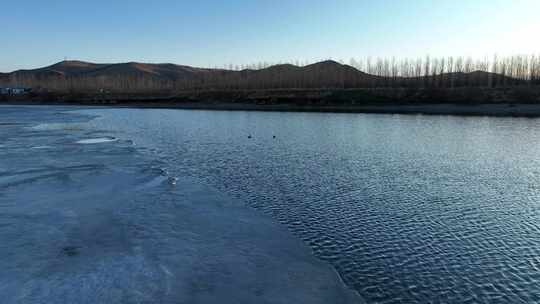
[0,60,520,93]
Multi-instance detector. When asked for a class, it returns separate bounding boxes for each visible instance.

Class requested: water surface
[79,108,540,303]
[0,106,360,304]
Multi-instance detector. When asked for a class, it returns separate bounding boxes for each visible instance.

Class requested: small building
[0,86,31,95]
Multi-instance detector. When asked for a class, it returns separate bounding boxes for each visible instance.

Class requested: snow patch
[29,123,84,131]
[76,137,118,144]
[32,146,53,149]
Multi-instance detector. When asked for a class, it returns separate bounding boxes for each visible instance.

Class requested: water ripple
[79,108,540,303]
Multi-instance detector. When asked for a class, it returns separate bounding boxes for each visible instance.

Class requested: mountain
[0,60,518,93]
[8,60,210,80]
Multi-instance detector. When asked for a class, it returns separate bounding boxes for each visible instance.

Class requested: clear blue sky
[2,0,539,72]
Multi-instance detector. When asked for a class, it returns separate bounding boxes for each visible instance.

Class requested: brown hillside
[0,60,521,93]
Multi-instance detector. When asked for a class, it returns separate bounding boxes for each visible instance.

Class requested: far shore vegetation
[2,54,540,106]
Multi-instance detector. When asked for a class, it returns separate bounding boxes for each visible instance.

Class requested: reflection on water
[82,108,540,303]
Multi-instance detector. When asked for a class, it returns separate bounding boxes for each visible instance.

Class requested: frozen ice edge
[2,170,364,303]
[137,167,365,302]
[1,107,365,303]
[162,176,366,303]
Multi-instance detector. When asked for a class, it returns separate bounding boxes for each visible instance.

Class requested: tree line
[346,54,540,88]
[227,54,540,88]
[2,54,539,93]
[181,54,540,90]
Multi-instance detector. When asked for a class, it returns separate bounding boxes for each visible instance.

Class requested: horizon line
[3,53,540,74]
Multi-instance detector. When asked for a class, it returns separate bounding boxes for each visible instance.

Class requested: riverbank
[123,102,540,117]
[3,87,540,116]
[5,100,540,117]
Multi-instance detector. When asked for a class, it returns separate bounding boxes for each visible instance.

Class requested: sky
[2,0,540,72]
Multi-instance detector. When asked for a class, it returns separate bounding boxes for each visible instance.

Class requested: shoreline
[4,100,540,117]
